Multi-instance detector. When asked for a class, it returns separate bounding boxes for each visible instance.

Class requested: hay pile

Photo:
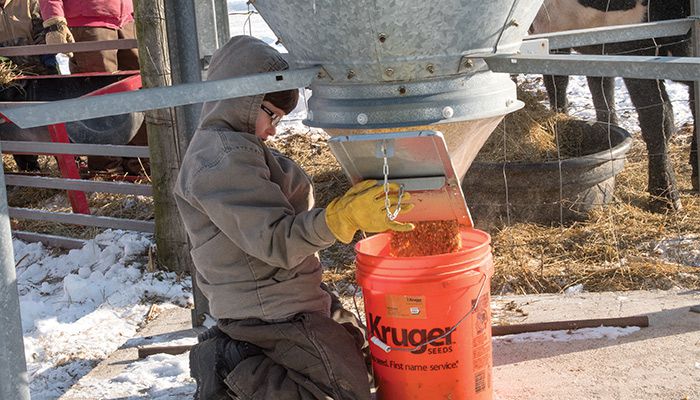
[0,60,20,87]
[476,89,590,163]
[490,135,700,294]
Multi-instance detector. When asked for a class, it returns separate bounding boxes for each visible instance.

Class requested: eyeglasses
[260,104,283,127]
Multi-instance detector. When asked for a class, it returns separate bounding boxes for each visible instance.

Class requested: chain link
[381,141,404,221]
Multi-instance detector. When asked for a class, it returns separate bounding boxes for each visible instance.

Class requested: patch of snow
[653,235,700,267]
[67,352,195,400]
[494,326,641,343]
[564,284,584,295]
[228,0,249,12]
[13,230,193,399]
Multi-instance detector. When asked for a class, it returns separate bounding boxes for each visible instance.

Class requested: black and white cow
[531,0,697,210]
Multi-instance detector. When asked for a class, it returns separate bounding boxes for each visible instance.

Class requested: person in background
[0,0,51,171]
[39,0,137,72]
[38,0,146,175]
[175,35,415,399]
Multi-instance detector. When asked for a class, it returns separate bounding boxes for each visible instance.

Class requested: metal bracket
[315,65,334,81]
[519,38,549,56]
[375,139,394,159]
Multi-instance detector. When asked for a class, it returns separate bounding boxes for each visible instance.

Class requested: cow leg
[542,49,572,113]
[12,155,40,172]
[688,81,698,192]
[587,76,618,125]
[624,77,681,210]
[543,74,570,113]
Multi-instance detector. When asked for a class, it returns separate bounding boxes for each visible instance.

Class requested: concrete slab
[59,290,699,399]
[492,290,700,400]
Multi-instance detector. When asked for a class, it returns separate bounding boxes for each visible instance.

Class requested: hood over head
[198,35,291,133]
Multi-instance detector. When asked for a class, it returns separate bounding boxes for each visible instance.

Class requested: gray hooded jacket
[174,36,336,321]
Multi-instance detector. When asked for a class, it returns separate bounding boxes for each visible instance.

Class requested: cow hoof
[649,194,682,213]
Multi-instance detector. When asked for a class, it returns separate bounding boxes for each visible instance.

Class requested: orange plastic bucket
[355,228,494,400]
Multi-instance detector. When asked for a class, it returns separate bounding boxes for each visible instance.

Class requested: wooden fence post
[133,1,191,270]
[133,0,209,326]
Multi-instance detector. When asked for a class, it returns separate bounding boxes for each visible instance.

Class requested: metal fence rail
[0,39,138,57]
[12,230,87,250]
[525,18,694,50]
[5,175,152,196]
[0,141,150,158]
[8,208,155,233]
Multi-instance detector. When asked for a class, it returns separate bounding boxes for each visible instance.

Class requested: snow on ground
[67,351,195,400]
[493,326,641,344]
[13,231,192,399]
[653,234,700,267]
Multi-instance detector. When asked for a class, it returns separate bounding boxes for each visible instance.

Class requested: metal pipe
[0,141,149,158]
[693,0,700,192]
[214,0,230,48]
[9,207,155,233]
[163,0,203,143]
[2,67,319,128]
[0,39,137,57]
[0,143,31,400]
[4,175,152,196]
[486,53,700,81]
[491,315,649,336]
[194,0,219,64]
[12,231,86,250]
[526,19,694,51]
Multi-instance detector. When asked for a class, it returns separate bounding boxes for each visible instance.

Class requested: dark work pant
[218,311,372,400]
[70,22,139,73]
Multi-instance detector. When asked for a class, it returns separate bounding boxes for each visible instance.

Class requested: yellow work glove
[325,180,415,244]
[43,16,75,57]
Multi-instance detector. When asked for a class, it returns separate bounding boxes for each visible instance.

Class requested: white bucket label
[385,294,427,319]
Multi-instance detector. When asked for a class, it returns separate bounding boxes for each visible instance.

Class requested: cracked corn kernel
[390,220,462,257]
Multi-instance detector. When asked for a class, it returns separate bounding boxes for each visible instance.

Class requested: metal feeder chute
[254,0,544,222]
